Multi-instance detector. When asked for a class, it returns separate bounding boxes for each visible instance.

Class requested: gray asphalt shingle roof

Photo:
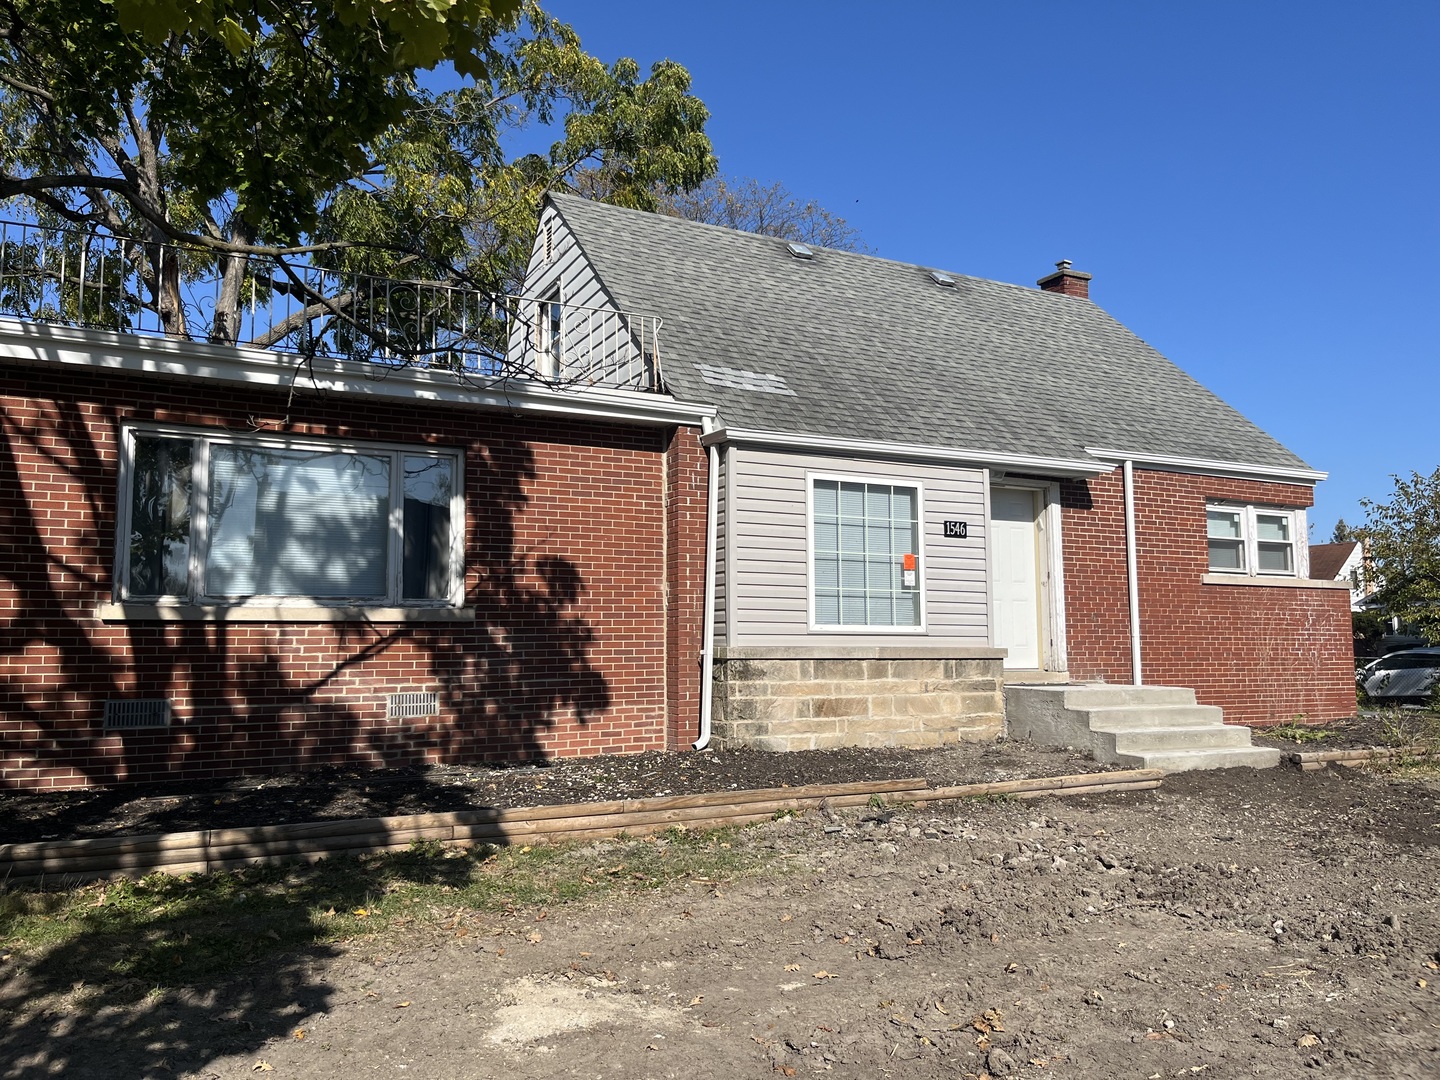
[549,193,1309,470]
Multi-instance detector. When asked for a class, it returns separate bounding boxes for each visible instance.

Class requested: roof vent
[928,270,957,287]
[785,241,814,260]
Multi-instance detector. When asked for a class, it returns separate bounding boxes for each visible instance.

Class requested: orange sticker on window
[902,553,916,571]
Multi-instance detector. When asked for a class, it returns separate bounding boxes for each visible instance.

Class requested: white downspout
[1122,459,1143,685]
[694,419,721,749]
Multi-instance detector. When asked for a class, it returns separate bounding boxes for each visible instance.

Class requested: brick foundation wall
[0,364,705,789]
[713,650,1005,750]
[1060,468,1354,725]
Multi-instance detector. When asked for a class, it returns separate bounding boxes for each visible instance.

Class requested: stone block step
[1102,724,1254,754]
[1112,746,1283,772]
[1081,704,1226,729]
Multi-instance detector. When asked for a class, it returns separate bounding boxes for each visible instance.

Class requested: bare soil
[0,741,1106,845]
[6,760,1439,1080]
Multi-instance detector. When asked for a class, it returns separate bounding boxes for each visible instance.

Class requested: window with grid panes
[812,478,922,627]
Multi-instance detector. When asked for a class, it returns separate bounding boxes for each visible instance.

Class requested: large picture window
[811,476,923,629]
[121,428,462,606]
[1206,502,1303,578]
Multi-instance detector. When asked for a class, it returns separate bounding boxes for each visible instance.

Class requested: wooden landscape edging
[0,769,1164,887]
[1291,745,1437,771]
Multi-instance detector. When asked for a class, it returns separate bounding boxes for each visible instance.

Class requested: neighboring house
[1307,541,1371,611]
[521,194,1354,749]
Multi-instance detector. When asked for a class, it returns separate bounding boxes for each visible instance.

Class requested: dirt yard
[6,761,1438,1080]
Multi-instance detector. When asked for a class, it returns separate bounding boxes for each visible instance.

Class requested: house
[1308,540,1371,611]
[0,219,715,789]
[521,194,1355,755]
[0,198,1354,790]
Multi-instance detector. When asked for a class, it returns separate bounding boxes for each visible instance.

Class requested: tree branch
[0,69,52,101]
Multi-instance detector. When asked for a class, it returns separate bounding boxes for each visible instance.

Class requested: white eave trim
[1083,446,1327,484]
[701,426,1109,477]
[0,319,717,428]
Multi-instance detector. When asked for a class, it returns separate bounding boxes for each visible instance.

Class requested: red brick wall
[1060,468,1354,725]
[0,365,706,788]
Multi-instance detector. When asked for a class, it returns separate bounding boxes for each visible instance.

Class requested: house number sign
[943,520,969,538]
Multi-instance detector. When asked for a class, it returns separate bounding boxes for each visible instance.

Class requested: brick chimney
[1037,259,1092,300]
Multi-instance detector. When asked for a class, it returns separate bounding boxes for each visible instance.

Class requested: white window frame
[1205,501,1307,578]
[116,424,465,608]
[536,286,562,379]
[806,471,928,634]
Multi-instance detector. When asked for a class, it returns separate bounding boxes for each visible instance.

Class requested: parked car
[1357,648,1440,704]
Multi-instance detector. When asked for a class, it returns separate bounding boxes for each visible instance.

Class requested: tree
[1331,518,1365,544]
[659,174,870,253]
[0,1,715,365]
[1361,467,1440,644]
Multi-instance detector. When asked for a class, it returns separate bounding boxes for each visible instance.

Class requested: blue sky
[539,1,1437,537]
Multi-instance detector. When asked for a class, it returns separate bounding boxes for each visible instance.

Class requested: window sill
[95,602,476,623]
[1200,574,1350,590]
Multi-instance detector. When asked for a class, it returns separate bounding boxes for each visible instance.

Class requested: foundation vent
[387,691,440,719]
[103,699,173,730]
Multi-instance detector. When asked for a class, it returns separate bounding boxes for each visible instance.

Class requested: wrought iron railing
[0,218,660,391]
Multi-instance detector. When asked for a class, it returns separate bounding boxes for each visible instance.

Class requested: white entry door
[990,487,1042,669]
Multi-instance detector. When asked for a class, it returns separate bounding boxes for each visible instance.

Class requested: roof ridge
[546,191,1076,303]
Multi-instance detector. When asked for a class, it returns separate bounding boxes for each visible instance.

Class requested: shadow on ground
[0,844,485,1079]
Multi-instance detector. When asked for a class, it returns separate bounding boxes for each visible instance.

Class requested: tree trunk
[210,223,253,345]
[147,238,188,339]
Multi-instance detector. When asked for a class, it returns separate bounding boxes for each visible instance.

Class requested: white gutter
[703,426,1108,478]
[694,416,721,750]
[1085,446,1326,484]
[1122,459,1143,685]
[0,319,717,429]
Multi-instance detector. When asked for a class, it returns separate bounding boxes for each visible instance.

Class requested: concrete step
[1112,746,1283,772]
[1006,682,1278,774]
[1061,684,1197,709]
[1081,704,1225,730]
[1103,724,1254,754]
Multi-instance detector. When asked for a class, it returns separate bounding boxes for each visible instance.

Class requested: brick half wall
[1060,468,1354,725]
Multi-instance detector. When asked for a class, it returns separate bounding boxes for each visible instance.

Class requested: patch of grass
[1267,722,1337,744]
[1375,708,1440,751]
[1379,756,1440,781]
[0,826,769,1001]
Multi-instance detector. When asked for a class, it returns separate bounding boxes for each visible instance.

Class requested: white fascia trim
[1084,446,1327,484]
[0,319,716,428]
[702,426,1109,478]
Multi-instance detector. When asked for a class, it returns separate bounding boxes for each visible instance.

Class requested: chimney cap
[1055,259,1073,271]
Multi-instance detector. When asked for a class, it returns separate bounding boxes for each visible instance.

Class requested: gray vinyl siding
[726,447,990,648]
[516,208,648,386]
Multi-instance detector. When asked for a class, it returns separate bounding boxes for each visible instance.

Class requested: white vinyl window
[1206,503,1303,577]
[810,476,924,630]
[120,428,462,605]
[536,288,563,378]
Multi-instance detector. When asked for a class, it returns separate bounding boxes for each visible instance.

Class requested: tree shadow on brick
[0,372,618,792]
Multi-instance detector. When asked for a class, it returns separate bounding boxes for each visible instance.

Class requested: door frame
[986,476,1068,672]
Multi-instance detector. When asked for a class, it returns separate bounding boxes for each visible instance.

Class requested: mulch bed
[0,740,1105,846]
